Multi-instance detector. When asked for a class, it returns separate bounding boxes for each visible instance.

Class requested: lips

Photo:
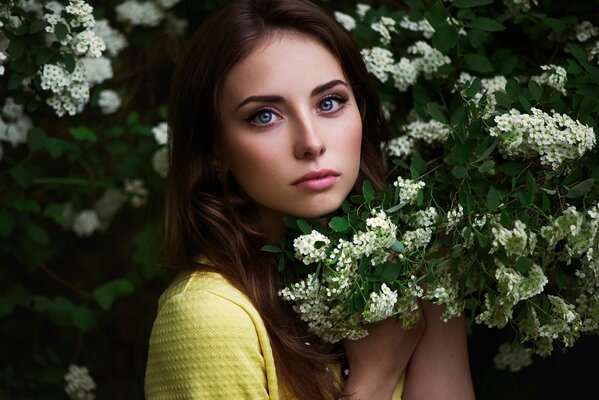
[292,169,341,190]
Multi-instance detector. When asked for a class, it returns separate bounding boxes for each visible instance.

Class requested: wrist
[344,369,398,400]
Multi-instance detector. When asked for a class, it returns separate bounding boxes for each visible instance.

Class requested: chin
[290,195,346,219]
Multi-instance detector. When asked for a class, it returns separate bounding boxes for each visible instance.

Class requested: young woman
[145,0,475,399]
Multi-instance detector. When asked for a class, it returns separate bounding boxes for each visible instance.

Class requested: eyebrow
[235,79,349,111]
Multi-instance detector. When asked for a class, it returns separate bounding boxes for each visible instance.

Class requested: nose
[293,113,326,159]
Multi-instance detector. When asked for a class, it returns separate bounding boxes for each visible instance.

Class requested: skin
[217,31,475,400]
[218,31,362,242]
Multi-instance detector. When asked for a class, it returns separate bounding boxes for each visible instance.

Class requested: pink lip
[293,169,340,190]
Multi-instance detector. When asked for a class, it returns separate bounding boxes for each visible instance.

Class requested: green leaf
[329,217,349,233]
[63,53,76,73]
[528,81,542,100]
[362,180,375,203]
[390,240,404,253]
[29,19,48,34]
[93,279,135,311]
[69,126,97,142]
[515,257,534,274]
[25,222,49,244]
[464,53,493,73]
[464,78,481,98]
[261,245,281,253]
[454,0,492,7]
[27,127,47,151]
[296,219,312,234]
[72,306,96,332]
[487,186,500,211]
[54,23,69,41]
[432,24,458,52]
[8,73,25,90]
[378,264,400,283]
[0,212,16,237]
[410,151,427,178]
[44,205,64,223]
[466,18,505,32]
[478,160,495,174]
[427,102,448,123]
[0,298,15,318]
[452,166,468,179]
[7,38,25,60]
[10,165,35,188]
[35,48,54,66]
[45,138,67,159]
[566,178,594,198]
[425,1,450,28]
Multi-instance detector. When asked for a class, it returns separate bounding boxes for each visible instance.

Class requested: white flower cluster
[97,89,121,115]
[38,1,107,117]
[72,209,101,237]
[395,275,424,328]
[281,210,404,342]
[334,11,356,32]
[503,0,538,13]
[360,47,396,83]
[476,263,547,329]
[279,273,368,343]
[532,64,567,95]
[361,41,450,91]
[533,295,582,355]
[152,147,168,178]
[0,50,6,76]
[393,177,425,205]
[574,257,599,332]
[445,204,464,233]
[93,19,127,57]
[401,228,432,252]
[294,230,330,265]
[405,207,439,228]
[40,62,90,117]
[399,16,435,39]
[116,0,180,28]
[493,342,533,372]
[424,271,464,321]
[490,108,596,170]
[386,135,415,159]
[386,119,451,158]
[458,72,508,117]
[64,364,96,400]
[371,16,397,45]
[81,56,113,85]
[575,21,597,43]
[152,121,169,145]
[407,41,451,79]
[352,210,398,265]
[124,179,149,207]
[541,204,599,263]
[356,4,371,20]
[0,97,33,150]
[363,284,398,323]
[490,220,537,258]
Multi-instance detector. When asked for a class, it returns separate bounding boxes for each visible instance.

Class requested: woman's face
[218,32,362,234]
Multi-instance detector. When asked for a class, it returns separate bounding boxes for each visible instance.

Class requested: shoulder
[153,270,260,343]
[145,271,273,399]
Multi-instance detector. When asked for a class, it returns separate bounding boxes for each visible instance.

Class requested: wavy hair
[163,0,391,398]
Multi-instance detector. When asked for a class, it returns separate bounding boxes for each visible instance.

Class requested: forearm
[342,317,425,400]
[402,300,475,400]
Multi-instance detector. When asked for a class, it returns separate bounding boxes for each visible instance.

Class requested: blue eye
[320,99,335,111]
[256,110,274,124]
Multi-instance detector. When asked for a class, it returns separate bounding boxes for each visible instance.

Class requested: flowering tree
[0,0,598,398]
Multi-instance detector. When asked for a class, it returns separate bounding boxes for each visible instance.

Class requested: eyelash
[244,94,350,129]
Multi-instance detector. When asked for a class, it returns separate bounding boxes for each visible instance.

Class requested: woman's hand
[342,315,425,400]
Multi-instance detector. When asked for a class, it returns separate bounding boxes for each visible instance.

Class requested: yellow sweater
[145,270,404,399]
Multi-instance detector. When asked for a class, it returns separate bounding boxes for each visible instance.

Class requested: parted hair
[163,0,391,398]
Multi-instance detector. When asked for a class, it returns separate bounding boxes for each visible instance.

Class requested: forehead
[220,32,347,103]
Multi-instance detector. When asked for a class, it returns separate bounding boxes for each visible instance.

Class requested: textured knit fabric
[145,268,405,399]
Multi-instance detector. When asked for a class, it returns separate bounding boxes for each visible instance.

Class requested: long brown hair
[163,0,391,398]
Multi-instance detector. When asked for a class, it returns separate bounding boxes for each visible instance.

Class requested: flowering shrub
[0,0,597,398]
[272,0,599,372]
